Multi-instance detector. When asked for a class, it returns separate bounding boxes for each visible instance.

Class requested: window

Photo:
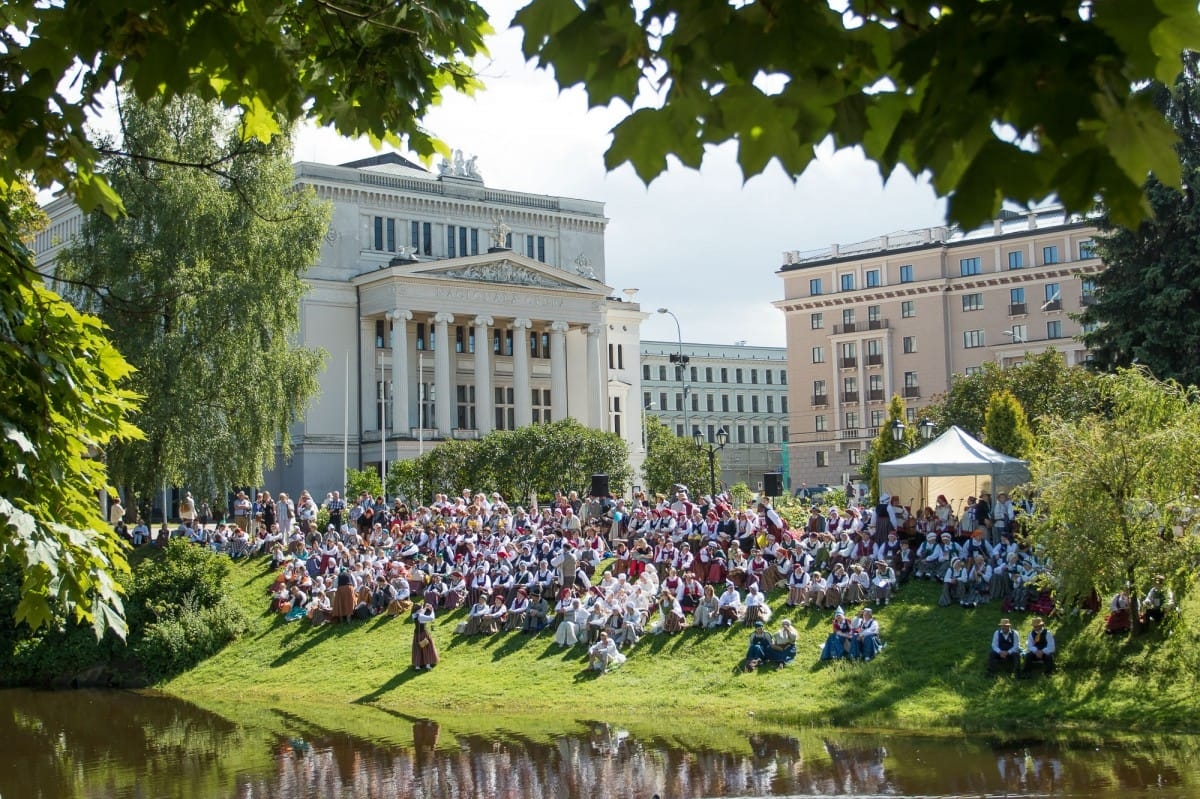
[811,312,824,329]
[767,426,776,444]
[866,269,881,288]
[706,393,715,412]
[617,344,624,369]
[960,256,982,276]
[736,368,744,384]
[447,225,457,257]
[415,322,426,351]
[766,395,774,413]
[1043,245,1059,265]
[675,393,683,411]
[965,365,983,376]
[659,391,668,410]
[456,385,476,430]
[1008,250,1024,269]
[899,264,914,283]
[815,415,827,432]
[455,325,465,353]
[705,367,714,382]
[751,395,760,412]
[868,374,883,398]
[373,216,384,251]
[765,370,773,384]
[1010,287,1025,303]
[411,221,432,256]
[658,365,667,381]
[1079,240,1097,259]
[690,366,698,382]
[1010,324,1028,344]
[736,395,745,412]
[901,300,915,318]
[845,411,859,429]
[816,451,829,467]
[752,426,761,444]
[865,339,882,360]
[840,273,855,291]
[1047,320,1063,339]
[1044,282,1061,309]
[750,369,758,384]
[691,393,699,412]
[720,368,728,383]
[813,379,827,398]
[903,335,916,354]
[736,425,746,444]
[812,346,825,364]
[906,407,917,423]
[870,408,885,428]
[526,234,546,262]
[839,342,857,368]
[375,319,390,349]
[643,364,651,380]
[722,394,730,412]
[809,278,823,296]
[781,395,788,412]
[961,293,984,311]
[494,386,515,431]
[842,308,855,327]
[843,376,857,400]
[867,305,881,325]
[607,396,619,434]
[904,372,918,389]
[849,449,861,466]
[963,330,986,348]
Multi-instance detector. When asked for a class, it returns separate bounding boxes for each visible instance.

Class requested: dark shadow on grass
[269,619,366,667]
[352,666,425,704]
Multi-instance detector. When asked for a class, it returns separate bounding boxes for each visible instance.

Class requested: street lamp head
[656,307,670,314]
[716,427,729,447]
[918,417,936,441]
[891,419,906,443]
[693,427,704,448]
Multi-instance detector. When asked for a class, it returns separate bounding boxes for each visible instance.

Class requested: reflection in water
[0,689,1196,799]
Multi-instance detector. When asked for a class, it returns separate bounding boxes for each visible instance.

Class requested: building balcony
[865,354,883,366]
[840,428,860,440]
[839,357,857,369]
[867,319,888,330]
[834,322,859,334]
[1043,299,1062,312]
[811,394,829,406]
[842,391,859,403]
[867,389,885,401]
[1080,294,1097,306]
[903,386,921,398]
[1009,302,1027,316]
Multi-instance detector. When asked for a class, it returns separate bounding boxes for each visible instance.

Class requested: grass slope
[166,556,1200,734]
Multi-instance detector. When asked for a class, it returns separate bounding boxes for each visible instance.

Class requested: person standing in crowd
[412,603,438,670]
[1023,616,1055,676]
[988,618,1021,675]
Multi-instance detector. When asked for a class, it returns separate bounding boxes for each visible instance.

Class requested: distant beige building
[775,207,1102,491]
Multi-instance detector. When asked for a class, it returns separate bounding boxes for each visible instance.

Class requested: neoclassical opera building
[37,152,648,497]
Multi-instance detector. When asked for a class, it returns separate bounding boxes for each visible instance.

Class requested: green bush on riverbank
[164,554,1200,733]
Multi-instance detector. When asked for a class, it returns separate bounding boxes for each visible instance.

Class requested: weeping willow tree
[56,94,329,505]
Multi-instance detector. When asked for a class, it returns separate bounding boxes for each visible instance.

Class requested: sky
[296,0,948,349]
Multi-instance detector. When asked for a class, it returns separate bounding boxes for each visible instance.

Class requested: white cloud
[297,0,946,348]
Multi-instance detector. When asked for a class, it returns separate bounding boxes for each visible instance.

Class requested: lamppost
[641,401,656,452]
[694,426,729,499]
[656,308,689,438]
[891,417,937,450]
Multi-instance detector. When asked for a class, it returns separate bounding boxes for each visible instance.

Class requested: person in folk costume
[412,603,439,670]
[735,508,760,555]
[913,532,943,580]
[747,548,771,592]
[554,597,590,647]
[939,558,970,607]
[743,581,772,626]
[843,563,869,604]
[801,570,826,609]
[873,493,894,545]
[700,541,727,585]
[726,544,750,589]
[988,618,1021,675]
[442,570,468,610]
[693,583,722,629]
[674,542,697,579]
[462,595,491,635]
[523,590,551,633]
[870,560,897,606]
[962,553,993,607]
[655,591,686,634]
[820,607,854,660]
[1023,616,1055,675]
[484,592,508,632]
[1105,586,1132,634]
[873,530,902,570]
[588,631,627,673]
[934,532,957,579]
[821,563,851,609]
[786,562,812,608]
[585,599,610,643]
[505,587,531,631]
[769,547,793,592]
[850,608,882,660]
[679,572,705,614]
[717,582,744,626]
[628,537,653,580]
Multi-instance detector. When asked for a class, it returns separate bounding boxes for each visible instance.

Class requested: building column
[359,317,376,433]
[387,309,413,433]
[433,312,454,435]
[586,323,604,429]
[512,317,533,428]
[549,320,569,422]
[473,315,494,434]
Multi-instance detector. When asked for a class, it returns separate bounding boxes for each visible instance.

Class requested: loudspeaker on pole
[590,474,610,497]
[763,472,783,497]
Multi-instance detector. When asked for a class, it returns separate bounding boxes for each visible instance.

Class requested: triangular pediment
[395,252,610,294]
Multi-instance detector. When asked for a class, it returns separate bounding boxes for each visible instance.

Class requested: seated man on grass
[987,618,1021,676]
[1023,616,1055,676]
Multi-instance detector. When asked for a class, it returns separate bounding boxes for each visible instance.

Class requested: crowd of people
[121,480,1165,677]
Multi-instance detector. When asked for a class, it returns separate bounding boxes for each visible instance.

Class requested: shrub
[133,593,249,679]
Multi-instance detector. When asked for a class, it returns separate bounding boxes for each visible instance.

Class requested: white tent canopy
[877,426,1030,513]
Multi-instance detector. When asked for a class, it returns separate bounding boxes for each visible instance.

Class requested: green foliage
[1082,55,1200,389]
[983,390,1036,460]
[728,482,755,509]
[0,194,141,638]
[641,416,713,498]
[55,95,328,501]
[132,594,249,679]
[861,395,910,504]
[0,0,492,218]
[127,540,232,630]
[1028,369,1200,626]
[922,351,1102,438]
[387,419,633,504]
[346,468,383,502]
[515,0,1200,229]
